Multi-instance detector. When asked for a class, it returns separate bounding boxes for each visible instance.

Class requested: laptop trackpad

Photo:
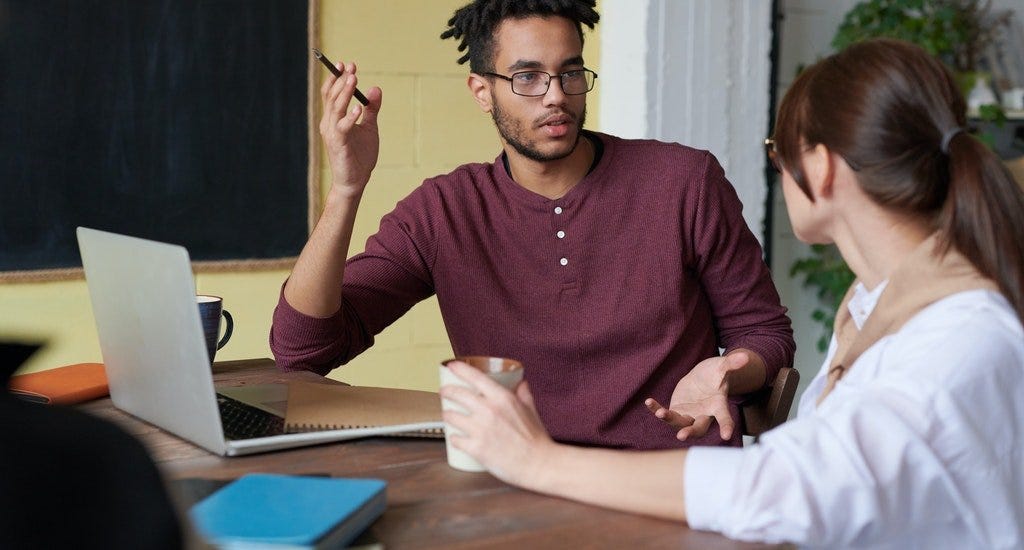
[216,384,288,417]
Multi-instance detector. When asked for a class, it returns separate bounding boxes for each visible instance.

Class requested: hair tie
[940,127,966,154]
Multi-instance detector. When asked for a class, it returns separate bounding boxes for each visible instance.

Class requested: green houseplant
[790,0,1012,351]
[832,0,1012,76]
[790,246,856,353]
[833,0,1012,137]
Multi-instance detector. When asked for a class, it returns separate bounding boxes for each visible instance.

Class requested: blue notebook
[190,473,386,549]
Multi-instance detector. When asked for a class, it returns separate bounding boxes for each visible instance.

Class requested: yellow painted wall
[1,1,601,392]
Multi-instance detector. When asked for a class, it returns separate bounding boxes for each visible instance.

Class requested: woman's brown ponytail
[940,131,1024,320]
[774,38,1024,322]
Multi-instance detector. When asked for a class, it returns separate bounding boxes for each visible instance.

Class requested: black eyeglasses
[484,69,598,97]
[764,138,782,174]
[766,138,863,173]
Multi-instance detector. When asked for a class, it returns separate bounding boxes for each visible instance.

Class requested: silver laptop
[77,227,441,456]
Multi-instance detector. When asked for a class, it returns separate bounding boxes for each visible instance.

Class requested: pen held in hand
[312,48,370,106]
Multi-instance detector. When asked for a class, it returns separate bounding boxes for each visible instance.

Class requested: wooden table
[81,358,786,549]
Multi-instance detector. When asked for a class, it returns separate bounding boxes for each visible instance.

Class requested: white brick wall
[599,0,773,244]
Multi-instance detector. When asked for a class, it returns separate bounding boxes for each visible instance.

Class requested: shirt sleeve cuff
[726,340,788,392]
[269,282,349,375]
[685,447,745,533]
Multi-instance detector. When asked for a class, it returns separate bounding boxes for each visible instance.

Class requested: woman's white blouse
[685,287,1024,549]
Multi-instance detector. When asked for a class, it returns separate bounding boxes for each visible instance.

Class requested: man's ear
[805,143,836,200]
[467,73,493,113]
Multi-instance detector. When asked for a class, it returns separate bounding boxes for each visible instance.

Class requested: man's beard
[491,100,587,162]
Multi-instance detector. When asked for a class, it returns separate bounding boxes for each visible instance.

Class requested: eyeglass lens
[764,139,782,174]
[512,70,595,96]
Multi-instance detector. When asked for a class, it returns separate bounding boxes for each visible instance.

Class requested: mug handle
[217,310,234,350]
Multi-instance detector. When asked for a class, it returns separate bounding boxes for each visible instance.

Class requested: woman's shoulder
[902,290,1022,343]
[889,289,1023,382]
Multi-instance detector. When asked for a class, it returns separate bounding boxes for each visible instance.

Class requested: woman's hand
[440,361,557,489]
[442,362,690,522]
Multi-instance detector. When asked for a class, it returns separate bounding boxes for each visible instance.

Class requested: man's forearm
[283,187,363,317]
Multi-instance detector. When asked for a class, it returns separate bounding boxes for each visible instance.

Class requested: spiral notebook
[285,382,444,438]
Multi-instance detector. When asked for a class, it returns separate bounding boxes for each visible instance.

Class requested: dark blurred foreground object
[0,342,184,550]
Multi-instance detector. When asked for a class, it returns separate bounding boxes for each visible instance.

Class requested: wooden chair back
[741,367,800,439]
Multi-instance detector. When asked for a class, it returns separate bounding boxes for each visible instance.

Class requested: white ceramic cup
[439,356,524,472]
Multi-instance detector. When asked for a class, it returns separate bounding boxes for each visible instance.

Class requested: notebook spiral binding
[286,423,444,438]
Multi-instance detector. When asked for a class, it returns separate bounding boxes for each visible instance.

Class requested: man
[271,0,794,450]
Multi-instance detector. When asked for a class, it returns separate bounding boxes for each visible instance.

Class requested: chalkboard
[0,0,314,281]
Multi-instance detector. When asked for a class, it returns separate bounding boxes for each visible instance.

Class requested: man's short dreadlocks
[440,0,599,74]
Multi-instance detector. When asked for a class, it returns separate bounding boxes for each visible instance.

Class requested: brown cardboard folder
[8,362,109,405]
[285,381,444,437]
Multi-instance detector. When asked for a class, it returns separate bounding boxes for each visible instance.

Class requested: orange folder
[8,363,109,405]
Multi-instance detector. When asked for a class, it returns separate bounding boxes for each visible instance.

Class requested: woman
[440,39,1024,548]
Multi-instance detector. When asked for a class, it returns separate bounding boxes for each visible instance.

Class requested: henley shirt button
[554,206,563,214]
[556,230,566,239]
[559,257,568,266]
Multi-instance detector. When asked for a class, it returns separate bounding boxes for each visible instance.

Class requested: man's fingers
[644,398,673,421]
[663,409,696,429]
[644,397,665,414]
[359,87,383,125]
[677,415,713,441]
[325,64,348,104]
[320,70,335,99]
[320,60,381,138]
[647,405,695,430]
[644,398,692,426]
[717,414,735,440]
[723,351,750,371]
[320,81,350,139]
[319,63,344,133]
[340,70,360,111]
[326,62,360,116]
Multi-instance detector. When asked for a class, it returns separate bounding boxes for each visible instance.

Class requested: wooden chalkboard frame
[0,1,321,283]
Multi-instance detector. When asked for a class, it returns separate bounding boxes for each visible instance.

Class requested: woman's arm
[441,361,689,522]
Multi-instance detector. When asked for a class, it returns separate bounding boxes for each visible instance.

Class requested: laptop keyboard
[216,393,286,440]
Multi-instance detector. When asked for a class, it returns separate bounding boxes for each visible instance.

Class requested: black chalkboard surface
[0,0,311,277]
